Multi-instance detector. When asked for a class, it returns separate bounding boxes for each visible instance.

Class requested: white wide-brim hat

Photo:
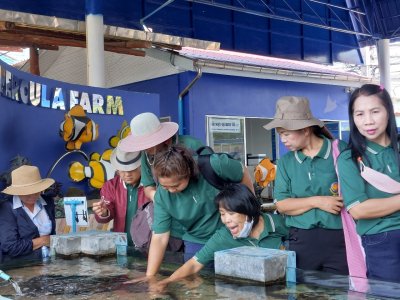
[263,96,324,131]
[119,112,179,152]
[110,143,141,171]
[2,165,55,196]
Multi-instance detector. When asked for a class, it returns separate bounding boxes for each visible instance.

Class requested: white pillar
[377,39,391,94]
[85,0,105,87]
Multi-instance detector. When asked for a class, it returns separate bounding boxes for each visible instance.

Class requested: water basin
[0,248,398,299]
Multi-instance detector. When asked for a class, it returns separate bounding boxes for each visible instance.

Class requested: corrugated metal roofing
[0,0,374,65]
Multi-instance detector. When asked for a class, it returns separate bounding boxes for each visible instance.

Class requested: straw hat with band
[110,144,141,171]
[119,112,179,152]
[263,96,324,131]
[2,165,55,196]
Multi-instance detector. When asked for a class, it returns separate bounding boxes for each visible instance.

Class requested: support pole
[377,39,391,94]
[85,0,105,87]
[29,47,40,76]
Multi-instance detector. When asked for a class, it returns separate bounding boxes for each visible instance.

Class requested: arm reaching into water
[146,232,170,276]
[164,257,204,282]
[151,258,204,292]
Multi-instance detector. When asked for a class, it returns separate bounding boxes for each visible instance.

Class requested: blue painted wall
[117,74,181,122]
[0,62,159,195]
[121,71,350,140]
[186,73,350,140]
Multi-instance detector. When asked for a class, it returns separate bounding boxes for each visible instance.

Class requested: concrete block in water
[50,231,127,257]
[214,246,296,283]
[50,235,81,256]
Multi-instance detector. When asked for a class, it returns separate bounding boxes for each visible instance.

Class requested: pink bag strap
[332,139,368,284]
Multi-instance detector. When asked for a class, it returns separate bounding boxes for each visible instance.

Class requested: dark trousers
[362,229,400,283]
[289,227,348,275]
[183,240,204,262]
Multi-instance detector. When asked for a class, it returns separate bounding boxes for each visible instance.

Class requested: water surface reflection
[0,248,397,299]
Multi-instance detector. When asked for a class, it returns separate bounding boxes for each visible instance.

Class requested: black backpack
[196,146,239,190]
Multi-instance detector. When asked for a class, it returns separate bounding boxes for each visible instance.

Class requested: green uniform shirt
[124,184,138,246]
[274,137,346,230]
[194,214,289,265]
[140,135,204,187]
[337,140,400,235]
[152,153,243,244]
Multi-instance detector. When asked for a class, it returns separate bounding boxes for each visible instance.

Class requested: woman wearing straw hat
[0,165,55,262]
[119,112,203,202]
[264,96,348,275]
[92,143,148,246]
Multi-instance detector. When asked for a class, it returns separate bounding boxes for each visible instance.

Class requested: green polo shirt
[194,214,289,265]
[152,153,243,244]
[337,140,400,236]
[274,137,346,230]
[140,135,204,187]
[125,184,138,246]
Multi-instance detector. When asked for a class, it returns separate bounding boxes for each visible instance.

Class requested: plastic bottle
[41,246,50,259]
[38,220,52,260]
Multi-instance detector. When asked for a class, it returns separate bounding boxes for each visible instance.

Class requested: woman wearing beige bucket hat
[0,165,56,262]
[119,112,203,202]
[264,96,348,275]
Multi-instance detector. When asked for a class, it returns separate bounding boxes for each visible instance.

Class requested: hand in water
[123,276,157,284]
[93,196,110,217]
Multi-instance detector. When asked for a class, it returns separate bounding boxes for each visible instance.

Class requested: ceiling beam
[0,21,157,57]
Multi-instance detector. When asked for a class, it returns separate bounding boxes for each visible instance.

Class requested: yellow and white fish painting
[59,105,99,150]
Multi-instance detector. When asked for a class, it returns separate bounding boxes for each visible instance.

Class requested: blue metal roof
[1,0,399,65]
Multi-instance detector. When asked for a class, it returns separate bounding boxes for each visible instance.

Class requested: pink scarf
[332,140,368,293]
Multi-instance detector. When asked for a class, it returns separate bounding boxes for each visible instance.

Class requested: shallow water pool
[0,249,398,299]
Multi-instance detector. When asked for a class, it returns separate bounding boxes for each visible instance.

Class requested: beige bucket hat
[263,96,324,131]
[2,165,55,195]
[119,112,178,152]
[110,143,141,171]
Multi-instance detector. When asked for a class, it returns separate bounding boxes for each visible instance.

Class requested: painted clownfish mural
[59,105,99,150]
[68,121,131,189]
[108,120,131,148]
[69,149,115,189]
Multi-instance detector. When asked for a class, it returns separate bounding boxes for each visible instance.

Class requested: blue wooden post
[64,199,84,233]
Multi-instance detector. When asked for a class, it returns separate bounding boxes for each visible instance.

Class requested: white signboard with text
[210,118,241,133]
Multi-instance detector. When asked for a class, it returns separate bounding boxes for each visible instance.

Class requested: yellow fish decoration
[68,120,130,189]
[254,157,276,188]
[69,149,115,189]
[108,120,131,148]
[59,105,99,150]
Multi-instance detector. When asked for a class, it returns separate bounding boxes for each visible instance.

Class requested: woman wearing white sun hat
[0,165,55,262]
[119,112,203,202]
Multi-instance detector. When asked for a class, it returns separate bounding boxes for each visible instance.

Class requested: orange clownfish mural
[59,105,99,150]
[69,149,115,189]
[68,120,131,189]
[108,120,131,148]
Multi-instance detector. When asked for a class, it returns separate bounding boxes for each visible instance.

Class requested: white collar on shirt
[12,195,47,210]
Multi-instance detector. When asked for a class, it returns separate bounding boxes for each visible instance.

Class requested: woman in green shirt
[155,183,288,287]
[337,84,400,282]
[264,96,348,275]
[145,145,254,277]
